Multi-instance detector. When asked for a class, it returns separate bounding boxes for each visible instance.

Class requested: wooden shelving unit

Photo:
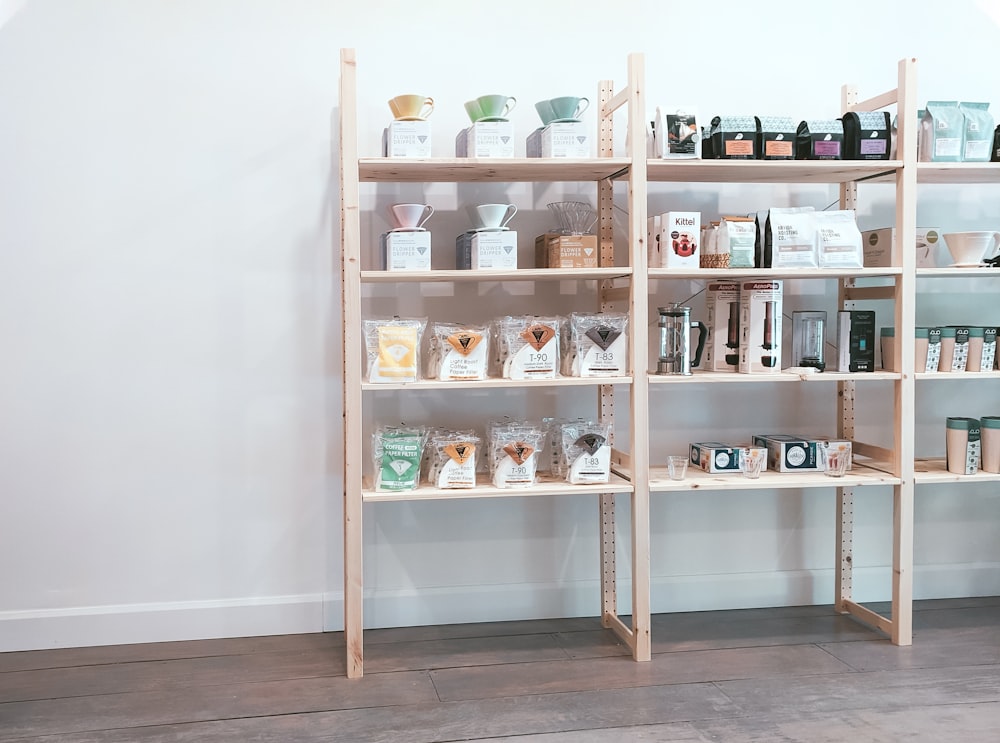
[337,51,990,677]
[339,49,650,678]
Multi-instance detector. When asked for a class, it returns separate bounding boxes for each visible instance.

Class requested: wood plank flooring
[1,597,998,742]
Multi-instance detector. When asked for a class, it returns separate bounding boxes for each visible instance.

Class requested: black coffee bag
[796,119,844,160]
[710,116,757,159]
[755,116,796,160]
[842,111,891,160]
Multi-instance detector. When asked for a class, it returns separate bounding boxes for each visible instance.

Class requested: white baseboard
[4,563,998,651]
[0,594,325,652]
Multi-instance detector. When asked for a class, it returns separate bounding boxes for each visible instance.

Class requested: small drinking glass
[824,445,851,477]
[739,447,766,479]
[667,456,688,481]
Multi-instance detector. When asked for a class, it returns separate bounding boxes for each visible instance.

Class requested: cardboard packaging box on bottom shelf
[456,121,515,158]
[382,120,432,158]
[739,281,782,373]
[535,233,599,268]
[690,442,753,474]
[751,434,854,473]
[380,231,431,271]
[456,231,518,270]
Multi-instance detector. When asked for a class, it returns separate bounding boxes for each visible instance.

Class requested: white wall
[1,0,999,651]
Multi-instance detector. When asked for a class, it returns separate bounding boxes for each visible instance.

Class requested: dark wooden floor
[1,598,998,742]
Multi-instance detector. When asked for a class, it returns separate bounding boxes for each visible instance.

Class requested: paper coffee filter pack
[372,425,427,491]
[497,315,561,380]
[364,317,427,383]
[565,312,628,377]
[427,429,481,489]
[428,322,490,381]
[488,420,544,488]
[561,420,612,484]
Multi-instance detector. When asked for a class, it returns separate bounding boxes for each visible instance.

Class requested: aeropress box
[739,280,782,373]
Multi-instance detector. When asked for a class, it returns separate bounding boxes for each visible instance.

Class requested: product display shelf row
[361,473,634,503]
[647,370,900,384]
[361,376,632,391]
[360,267,632,283]
[646,465,901,492]
[648,267,903,280]
[913,458,1000,484]
[358,157,631,183]
[644,159,902,185]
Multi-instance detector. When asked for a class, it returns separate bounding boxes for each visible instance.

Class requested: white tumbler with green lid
[946,417,981,475]
[980,416,1000,473]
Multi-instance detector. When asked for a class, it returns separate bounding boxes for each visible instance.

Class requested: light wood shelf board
[916,162,1000,184]
[361,267,632,283]
[647,370,900,384]
[916,267,1000,278]
[643,464,901,492]
[362,472,634,502]
[646,159,901,184]
[362,375,632,391]
[915,458,1000,484]
[915,371,1000,381]
[358,157,631,182]
[648,267,902,280]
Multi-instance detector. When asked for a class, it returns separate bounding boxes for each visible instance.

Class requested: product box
[382,120,432,158]
[456,121,515,158]
[689,442,744,473]
[704,281,741,372]
[739,280,783,374]
[657,211,700,269]
[456,230,517,270]
[653,106,701,159]
[647,215,662,267]
[861,227,941,268]
[380,230,431,271]
[837,310,876,372]
[751,434,823,472]
[534,233,599,268]
[542,122,590,158]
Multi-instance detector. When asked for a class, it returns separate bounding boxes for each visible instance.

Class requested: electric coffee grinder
[657,303,708,375]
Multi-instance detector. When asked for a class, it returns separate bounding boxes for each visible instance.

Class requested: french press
[657,303,708,375]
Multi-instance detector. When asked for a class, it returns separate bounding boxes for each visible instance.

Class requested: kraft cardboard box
[456,230,517,270]
[456,121,515,158]
[689,442,743,473]
[534,233,599,268]
[704,281,741,372]
[861,227,941,268]
[739,280,783,373]
[382,120,432,158]
[380,231,431,271]
[656,211,700,269]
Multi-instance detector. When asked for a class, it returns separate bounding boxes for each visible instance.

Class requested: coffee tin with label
[946,417,981,475]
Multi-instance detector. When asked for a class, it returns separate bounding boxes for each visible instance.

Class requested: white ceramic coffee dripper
[475,203,517,229]
[389,203,434,230]
[942,231,1000,266]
